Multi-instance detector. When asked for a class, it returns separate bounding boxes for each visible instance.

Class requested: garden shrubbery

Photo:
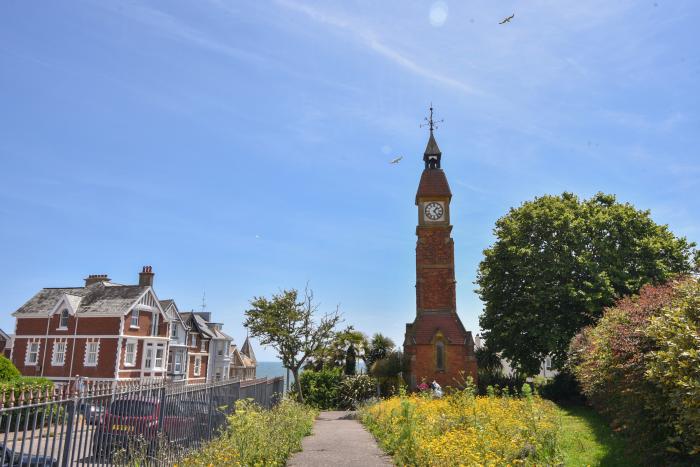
[570,277,700,461]
[298,368,376,409]
[181,398,317,466]
[361,384,561,466]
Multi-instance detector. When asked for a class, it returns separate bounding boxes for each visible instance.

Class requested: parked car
[0,443,58,467]
[92,397,196,458]
[77,401,104,425]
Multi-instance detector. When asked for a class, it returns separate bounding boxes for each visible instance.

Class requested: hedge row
[570,277,700,461]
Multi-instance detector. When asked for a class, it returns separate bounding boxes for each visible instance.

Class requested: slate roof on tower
[416,169,452,202]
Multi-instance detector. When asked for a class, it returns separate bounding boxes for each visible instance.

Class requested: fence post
[61,394,77,466]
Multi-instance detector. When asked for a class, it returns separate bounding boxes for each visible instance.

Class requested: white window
[155,346,164,369]
[59,309,69,329]
[25,340,40,365]
[171,325,178,338]
[544,356,552,371]
[145,347,153,368]
[52,341,66,366]
[131,310,140,328]
[200,339,206,352]
[174,353,182,373]
[193,356,201,376]
[85,341,99,367]
[124,340,136,366]
[190,334,196,347]
[151,312,159,336]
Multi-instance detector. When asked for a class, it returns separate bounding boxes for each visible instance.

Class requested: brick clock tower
[404,108,478,389]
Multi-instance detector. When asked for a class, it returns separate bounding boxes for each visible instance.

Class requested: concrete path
[287,411,393,467]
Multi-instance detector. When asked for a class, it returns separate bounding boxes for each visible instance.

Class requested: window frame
[435,340,445,372]
[124,340,137,367]
[131,309,140,328]
[58,309,69,329]
[193,355,201,376]
[85,341,99,367]
[154,346,164,370]
[26,340,40,366]
[52,340,66,366]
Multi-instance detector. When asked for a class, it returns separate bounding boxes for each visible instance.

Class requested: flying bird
[389,156,403,164]
[499,14,514,24]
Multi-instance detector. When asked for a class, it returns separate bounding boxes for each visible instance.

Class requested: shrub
[298,367,342,409]
[0,377,54,398]
[182,398,316,466]
[645,279,700,456]
[337,374,376,409]
[360,389,560,466]
[0,356,21,381]
[570,278,700,461]
[475,368,525,396]
[537,371,584,404]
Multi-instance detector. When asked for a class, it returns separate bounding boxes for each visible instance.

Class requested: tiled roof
[14,283,149,316]
[241,336,256,363]
[407,312,472,345]
[416,169,451,202]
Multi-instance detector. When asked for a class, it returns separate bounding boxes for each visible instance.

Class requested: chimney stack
[84,274,110,287]
[139,266,154,287]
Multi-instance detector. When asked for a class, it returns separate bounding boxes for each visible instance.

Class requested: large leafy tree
[364,333,395,370]
[244,287,341,403]
[307,325,367,371]
[477,192,697,374]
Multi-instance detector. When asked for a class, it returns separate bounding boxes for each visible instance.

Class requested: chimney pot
[139,266,155,287]
[84,274,111,287]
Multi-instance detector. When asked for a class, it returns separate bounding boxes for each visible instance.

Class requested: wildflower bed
[360,387,560,466]
[181,399,317,466]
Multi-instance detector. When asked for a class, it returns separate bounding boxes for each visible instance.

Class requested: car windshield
[109,400,156,417]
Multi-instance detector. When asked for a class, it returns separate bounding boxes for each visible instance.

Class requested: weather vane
[420,103,443,132]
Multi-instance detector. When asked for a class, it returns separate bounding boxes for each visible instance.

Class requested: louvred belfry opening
[403,107,478,390]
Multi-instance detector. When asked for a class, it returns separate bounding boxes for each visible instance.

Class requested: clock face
[424,202,444,221]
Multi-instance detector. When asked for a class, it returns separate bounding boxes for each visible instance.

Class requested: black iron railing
[0,376,284,466]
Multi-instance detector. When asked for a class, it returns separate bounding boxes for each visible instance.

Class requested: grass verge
[557,404,639,467]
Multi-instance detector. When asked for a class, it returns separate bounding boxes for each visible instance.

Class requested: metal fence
[0,376,284,466]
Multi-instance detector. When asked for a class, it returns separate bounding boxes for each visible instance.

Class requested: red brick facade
[404,134,477,389]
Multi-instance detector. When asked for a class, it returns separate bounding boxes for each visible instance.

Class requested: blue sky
[1,1,698,361]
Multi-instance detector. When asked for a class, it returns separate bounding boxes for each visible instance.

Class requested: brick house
[180,312,211,383]
[161,299,189,382]
[403,126,478,389]
[11,267,171,385]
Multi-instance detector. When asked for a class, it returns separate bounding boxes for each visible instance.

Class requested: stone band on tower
[403,107,477,389]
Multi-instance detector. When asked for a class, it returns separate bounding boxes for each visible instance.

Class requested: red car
[92,397,195,458]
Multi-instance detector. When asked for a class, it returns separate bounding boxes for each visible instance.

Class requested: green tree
[244,287,341,403]
[0,355,21,381]
[307,326,367,371]
[365,333,395,370]
[478,192,697,374]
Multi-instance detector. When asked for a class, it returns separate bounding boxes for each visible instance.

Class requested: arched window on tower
[436,340,445,371]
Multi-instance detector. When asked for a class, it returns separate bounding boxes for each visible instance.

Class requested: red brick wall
[406,343,477,389]
[188,354,208,380]
[415,227,456,311]
[15,317,121,335]
[12,336,119,379]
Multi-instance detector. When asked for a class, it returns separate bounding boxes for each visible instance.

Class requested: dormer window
[131,310,140,328]
[59,309,69,329]
[171,325,178,338]
[150,312,159,336]
[191,334,196,347]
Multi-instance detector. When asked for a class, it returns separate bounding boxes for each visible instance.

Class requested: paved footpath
[287,411,393,467]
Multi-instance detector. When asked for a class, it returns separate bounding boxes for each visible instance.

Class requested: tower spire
[421,104,443,169]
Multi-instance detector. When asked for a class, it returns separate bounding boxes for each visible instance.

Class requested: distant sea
[257,361,288,391]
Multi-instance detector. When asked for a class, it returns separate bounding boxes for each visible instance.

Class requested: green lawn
[557,404,640,467]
